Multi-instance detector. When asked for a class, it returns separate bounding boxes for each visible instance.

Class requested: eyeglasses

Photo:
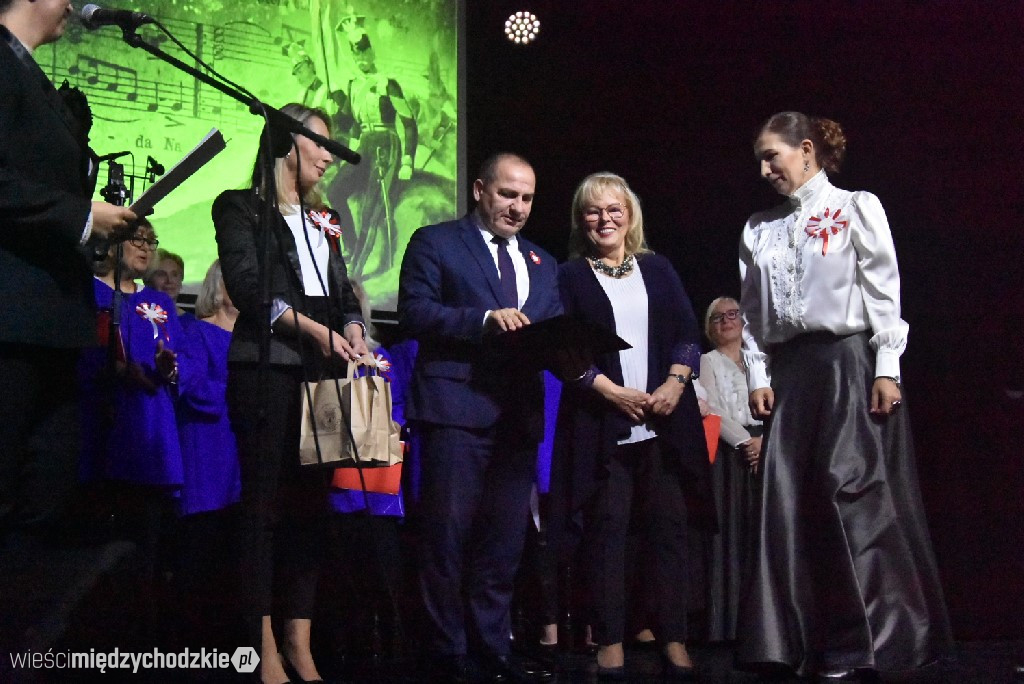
[583,205,625,222]
[128,236,159,250]
[709,309,740,324]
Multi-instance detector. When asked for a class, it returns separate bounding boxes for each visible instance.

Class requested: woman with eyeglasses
[213,103,366,684]
[551,172,712,680]
[697,296,762,644]
[736,112,951,680]
[78,218,184,640]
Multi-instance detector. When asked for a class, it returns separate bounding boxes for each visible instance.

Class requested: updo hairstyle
[759,111,847,173]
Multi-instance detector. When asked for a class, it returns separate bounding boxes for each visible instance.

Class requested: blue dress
[176,318,241,515]
[79,280,184,487]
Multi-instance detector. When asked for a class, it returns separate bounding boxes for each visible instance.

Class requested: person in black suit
[398,153,561,682]
[213,103,366,684]
[0,0,137,544]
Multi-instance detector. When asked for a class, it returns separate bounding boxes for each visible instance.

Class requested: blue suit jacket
[398,215,562,440]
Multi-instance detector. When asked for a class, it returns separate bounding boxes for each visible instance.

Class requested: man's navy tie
[492,236,519,310]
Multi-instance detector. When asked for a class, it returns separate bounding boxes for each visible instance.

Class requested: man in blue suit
[399,153,560,682]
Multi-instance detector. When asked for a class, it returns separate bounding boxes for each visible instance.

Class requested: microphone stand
[114,23,361,395]
[100,161,130,379]
[116,27,360,165]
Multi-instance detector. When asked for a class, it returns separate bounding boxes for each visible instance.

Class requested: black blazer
[212,189,363,367]
[553,253,715,528]
[0,25,97,347]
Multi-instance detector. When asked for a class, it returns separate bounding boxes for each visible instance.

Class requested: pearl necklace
[587,253,634,278]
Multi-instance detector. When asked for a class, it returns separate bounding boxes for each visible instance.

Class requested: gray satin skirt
[736,331,952,676]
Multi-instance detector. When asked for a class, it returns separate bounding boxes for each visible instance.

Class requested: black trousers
[581,438,690,645]
[0,343,81,540]
[227,364,330,632]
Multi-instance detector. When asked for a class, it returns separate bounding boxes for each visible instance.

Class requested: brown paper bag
[299,363,403,467]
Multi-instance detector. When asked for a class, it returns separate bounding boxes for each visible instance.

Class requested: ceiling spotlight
[504,11,540,45]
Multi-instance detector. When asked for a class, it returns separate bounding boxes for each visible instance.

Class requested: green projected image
[44,0,459,311]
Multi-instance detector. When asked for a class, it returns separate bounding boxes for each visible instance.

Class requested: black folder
[487,314,630,373]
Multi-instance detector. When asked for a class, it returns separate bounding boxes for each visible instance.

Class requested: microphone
[145,156,165,177]
[96,150,131,163]
[80,4,155,31]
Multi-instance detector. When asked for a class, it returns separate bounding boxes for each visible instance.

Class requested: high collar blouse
[738,170,908,390]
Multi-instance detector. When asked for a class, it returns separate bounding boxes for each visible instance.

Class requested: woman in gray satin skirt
[735,112,952,681]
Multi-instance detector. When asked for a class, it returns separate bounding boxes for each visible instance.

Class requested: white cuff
[270,298,290,326]
[80,210,94,245]
[874,349,902,381]
[743,351,771,390]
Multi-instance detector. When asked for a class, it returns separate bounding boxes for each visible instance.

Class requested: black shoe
[816,669,865,683]
[479,653,554,683]
[660,652,694,681]
[532,642,558,666]
[629,639,658,652]
[281,658,325,683]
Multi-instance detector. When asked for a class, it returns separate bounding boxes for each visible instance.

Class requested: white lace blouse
[739,170,908,390]
[699,349,761,448]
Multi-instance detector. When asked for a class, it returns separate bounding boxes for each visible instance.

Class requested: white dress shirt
[270,206,331,324]
[478,225,530,310]
[739,170,908,390]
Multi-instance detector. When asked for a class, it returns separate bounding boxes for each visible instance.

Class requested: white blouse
[739,170,908,390]
[594,266,657,445]
[269,207,331,325]
[699,349,761,448]
[283,207,330,297]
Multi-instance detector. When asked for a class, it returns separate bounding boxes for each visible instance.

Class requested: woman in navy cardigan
[552,172,711,679]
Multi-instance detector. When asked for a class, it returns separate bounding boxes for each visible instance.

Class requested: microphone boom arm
[117,28,361,165]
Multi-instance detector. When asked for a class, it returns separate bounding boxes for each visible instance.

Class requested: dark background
[463,1,1024,640]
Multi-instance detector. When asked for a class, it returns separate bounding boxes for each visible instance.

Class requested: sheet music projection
[45,0,459,312]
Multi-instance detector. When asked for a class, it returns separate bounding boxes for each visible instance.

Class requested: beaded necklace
[587,253,634,278]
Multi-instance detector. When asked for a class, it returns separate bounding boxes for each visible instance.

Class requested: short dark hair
[0,0,17,15]
[476,152,532,185]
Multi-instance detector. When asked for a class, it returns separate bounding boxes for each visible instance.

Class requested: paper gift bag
[299,363,403,467]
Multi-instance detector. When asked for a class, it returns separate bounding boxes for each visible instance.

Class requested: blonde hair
[704,296,740,345]
[568,172,651,259]
[195,259,225,319]
[143,248,184,290]
[252,103,331,212]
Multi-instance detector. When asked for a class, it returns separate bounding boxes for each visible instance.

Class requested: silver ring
[891,400,902,407]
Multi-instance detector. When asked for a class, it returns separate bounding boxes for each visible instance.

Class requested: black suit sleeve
[212,191,266,319]
[0,49,90,247]
[213,191,362,330]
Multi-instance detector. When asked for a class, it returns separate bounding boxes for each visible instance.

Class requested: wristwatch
[668,373,689,384]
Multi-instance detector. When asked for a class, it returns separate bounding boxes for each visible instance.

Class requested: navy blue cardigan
[551,253,716,529]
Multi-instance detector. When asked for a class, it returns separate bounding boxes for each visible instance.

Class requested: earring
[803,160,810,173]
